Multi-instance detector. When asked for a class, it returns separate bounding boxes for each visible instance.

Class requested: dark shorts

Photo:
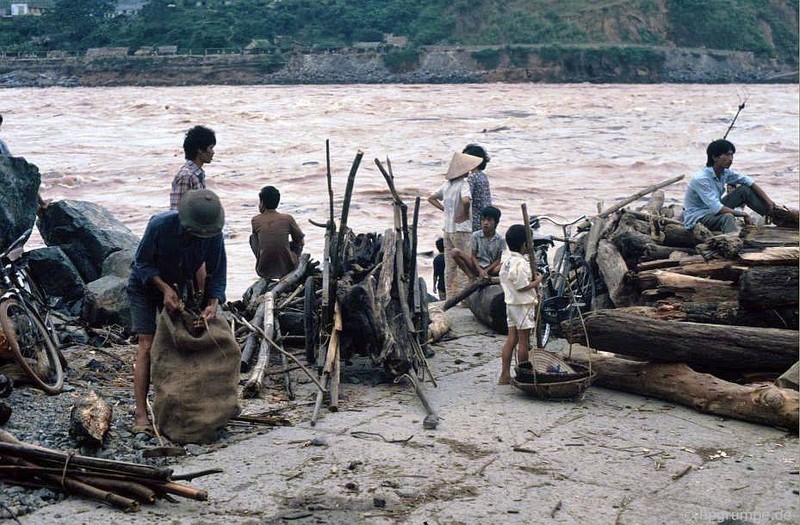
[127,280,162,335]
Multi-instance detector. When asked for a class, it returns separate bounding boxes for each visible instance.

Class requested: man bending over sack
[683,139,777,233]
[127,189,227,433]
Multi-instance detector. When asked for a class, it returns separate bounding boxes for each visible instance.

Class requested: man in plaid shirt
[169,125,216,210]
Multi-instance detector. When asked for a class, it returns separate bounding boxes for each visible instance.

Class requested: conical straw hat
[444,152,483,180]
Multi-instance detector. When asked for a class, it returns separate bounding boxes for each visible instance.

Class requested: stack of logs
[0,430,211,512]
[229,147,436,427]
[560,185,799,431]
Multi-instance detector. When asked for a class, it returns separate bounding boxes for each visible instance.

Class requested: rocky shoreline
[0,46,796,88]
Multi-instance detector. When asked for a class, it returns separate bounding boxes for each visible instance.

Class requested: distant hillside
[0,0,796,86]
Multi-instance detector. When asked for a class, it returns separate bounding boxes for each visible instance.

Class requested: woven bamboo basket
[512,350,595,399]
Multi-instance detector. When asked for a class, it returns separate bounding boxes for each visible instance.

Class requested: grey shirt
[471,230,506,268]
[0,138,10,157]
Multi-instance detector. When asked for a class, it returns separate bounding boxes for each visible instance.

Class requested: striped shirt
[169,160,206,210]
[467,170,491,232]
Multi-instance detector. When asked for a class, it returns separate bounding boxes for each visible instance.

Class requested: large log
[640,270,738,303]
[661,223,712,248]
[637,302,798,330]
[738,246,799,266]
[642,243,694,261]
[465,283,507,334]
[741,225,798,249]
[608,212,653,265]
[739,265,799,309]
[595,239,636,307]
[242,292,275,398]
[567,350,799,431]
[562,309,798,372]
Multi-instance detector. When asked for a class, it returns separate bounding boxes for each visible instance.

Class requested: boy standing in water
[498,224,541,385]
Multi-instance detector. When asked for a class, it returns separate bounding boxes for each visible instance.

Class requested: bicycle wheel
[16,267,61,349]
[0,298,64,394]
[534,304,552,349]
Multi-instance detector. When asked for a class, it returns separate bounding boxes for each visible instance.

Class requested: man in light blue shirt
[683,139,775,233]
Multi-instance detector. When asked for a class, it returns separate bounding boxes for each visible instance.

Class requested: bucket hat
[444,152,482,180]
[178,189,225,238]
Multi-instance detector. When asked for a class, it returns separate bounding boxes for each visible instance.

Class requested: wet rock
[37,199,140,282]
[82,275,131,331]
[101,247,135,279]
[0,156,40,252]
[25,246,85,302]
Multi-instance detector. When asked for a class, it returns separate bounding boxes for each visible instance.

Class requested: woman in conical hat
[427,152,483,302]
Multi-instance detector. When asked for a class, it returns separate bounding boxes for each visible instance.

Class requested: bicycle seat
[532,234,554,248]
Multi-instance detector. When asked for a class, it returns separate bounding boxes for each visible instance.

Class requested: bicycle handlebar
[0,228,33,262]
[532,215,588,229]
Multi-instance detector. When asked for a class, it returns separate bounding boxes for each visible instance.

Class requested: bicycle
[0,228,64,394]
[530,215,596,348]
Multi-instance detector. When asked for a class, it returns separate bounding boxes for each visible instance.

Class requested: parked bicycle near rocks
[530,215,596,348]
[0,228,64,394]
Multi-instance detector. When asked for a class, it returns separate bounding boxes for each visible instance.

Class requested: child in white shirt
[498,224,542,384]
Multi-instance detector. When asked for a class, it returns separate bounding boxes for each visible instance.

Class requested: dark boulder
[82,275,131,332]
[101,247,136,279]
[38,200,140,283]
[25,246,86,303]
[0,156,40,251]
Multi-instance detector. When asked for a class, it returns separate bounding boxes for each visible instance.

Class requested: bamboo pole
[0,432,172,480]
[597,175,685,218]
[443,276,496,310]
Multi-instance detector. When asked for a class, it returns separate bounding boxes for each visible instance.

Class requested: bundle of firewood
[0,430,212,512]
[559,183,799,431]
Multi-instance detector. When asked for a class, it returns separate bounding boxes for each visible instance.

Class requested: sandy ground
[21,307,799,525]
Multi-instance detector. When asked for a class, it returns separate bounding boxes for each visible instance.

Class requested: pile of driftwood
[230,146,436,428]
[0,430,212,512]
[557,178,799,430]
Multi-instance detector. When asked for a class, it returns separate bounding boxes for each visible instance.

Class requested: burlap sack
[150,309,240,444]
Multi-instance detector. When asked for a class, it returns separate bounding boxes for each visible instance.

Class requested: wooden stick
[240,302,264,373]
[597,175,685,218]
[76,475,157,504]
[336,150,364,267]
[0,432,172,480]
[326,139,335,227]
[228,311,327,392]
[443,277,497,310]
[410,196,421,311]
[521,203,537,278]
[0,452,140,511]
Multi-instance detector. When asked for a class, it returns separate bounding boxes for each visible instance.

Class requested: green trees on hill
[0,0,796,65]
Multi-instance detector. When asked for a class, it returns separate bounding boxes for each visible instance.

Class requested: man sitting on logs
[451,205,506,281]
[250,185,305,280]
[127,189,227,434]
[683,139,776,234]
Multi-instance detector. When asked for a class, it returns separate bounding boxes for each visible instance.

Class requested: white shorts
[506,303,536,330]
